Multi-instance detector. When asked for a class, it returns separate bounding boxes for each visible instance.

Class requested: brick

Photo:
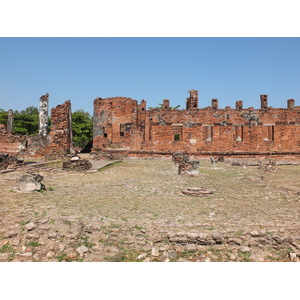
[92,91,300,158]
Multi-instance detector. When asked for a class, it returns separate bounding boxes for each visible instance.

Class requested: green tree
[13,106,39,135]
[72,110,93,148]
[0,109,8,124]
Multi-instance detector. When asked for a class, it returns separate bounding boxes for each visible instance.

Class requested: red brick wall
[0,134,29,154]
[45,100,73,155]
[92,94,300,157]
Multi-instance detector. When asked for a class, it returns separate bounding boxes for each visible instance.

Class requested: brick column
[236,100,243,110]
[287,99,295,109]
[260,95,268,109]
[212,99,218,110]
[163,99,170,109]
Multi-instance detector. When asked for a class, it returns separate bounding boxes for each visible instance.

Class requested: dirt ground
[0,156,299,262]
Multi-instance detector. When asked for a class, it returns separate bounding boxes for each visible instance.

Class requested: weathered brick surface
[0,134,30,154]
[92,91,300,157]
[44,100,73,156]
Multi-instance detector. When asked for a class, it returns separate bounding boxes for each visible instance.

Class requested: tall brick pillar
[49,100,73,154]
[287,99,295,109]
[186,90,198,109]
[163,99,170,109]
[7,109,13,135]
[260,94,268,109]
[39,93,49,137]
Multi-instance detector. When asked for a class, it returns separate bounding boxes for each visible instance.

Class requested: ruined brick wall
[0,134,30,154]
[0,99,73,157]
[92,92,300,157]
[0,116,31,154]
[93,97,144,151]
[45,100,73,156]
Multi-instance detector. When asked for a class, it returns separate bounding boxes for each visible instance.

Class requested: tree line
[0,107,93,149]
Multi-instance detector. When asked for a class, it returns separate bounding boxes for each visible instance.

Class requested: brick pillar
[7,109,13,135]
[212,99,218,110]
[287,99,295,109]
[186,90,198,109]
[138,99,146,128]
[236,100,243,110]
[163,99,170,109]
[39,93,49,137]
[49,100,73,154]
[140,99,146,111]
[260,94,268,109]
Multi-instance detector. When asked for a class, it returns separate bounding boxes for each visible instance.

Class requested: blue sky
[0,37,299,115]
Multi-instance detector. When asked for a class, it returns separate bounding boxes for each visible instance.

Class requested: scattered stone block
[181,187,213,197]
[240,246,251,253]
[250,231,260,237]
[25,222,37,231]
[17,173,45,192]
[48,232,58,239]
[213,232,223,244]
[5,230,18,238]
[76,245,89,254]
[151,248,159,257]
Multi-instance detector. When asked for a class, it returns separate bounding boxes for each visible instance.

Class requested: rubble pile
[178,161,200,175]
[172,152,200,176]
[172,152,190,165]
[62,156,92,171]
[0,153,24,170]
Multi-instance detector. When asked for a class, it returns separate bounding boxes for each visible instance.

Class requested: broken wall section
[0,112,31,154]
[0,95,74,158]
[44,100,74,158]
[0,135,30,154]
[19,99,74,158]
